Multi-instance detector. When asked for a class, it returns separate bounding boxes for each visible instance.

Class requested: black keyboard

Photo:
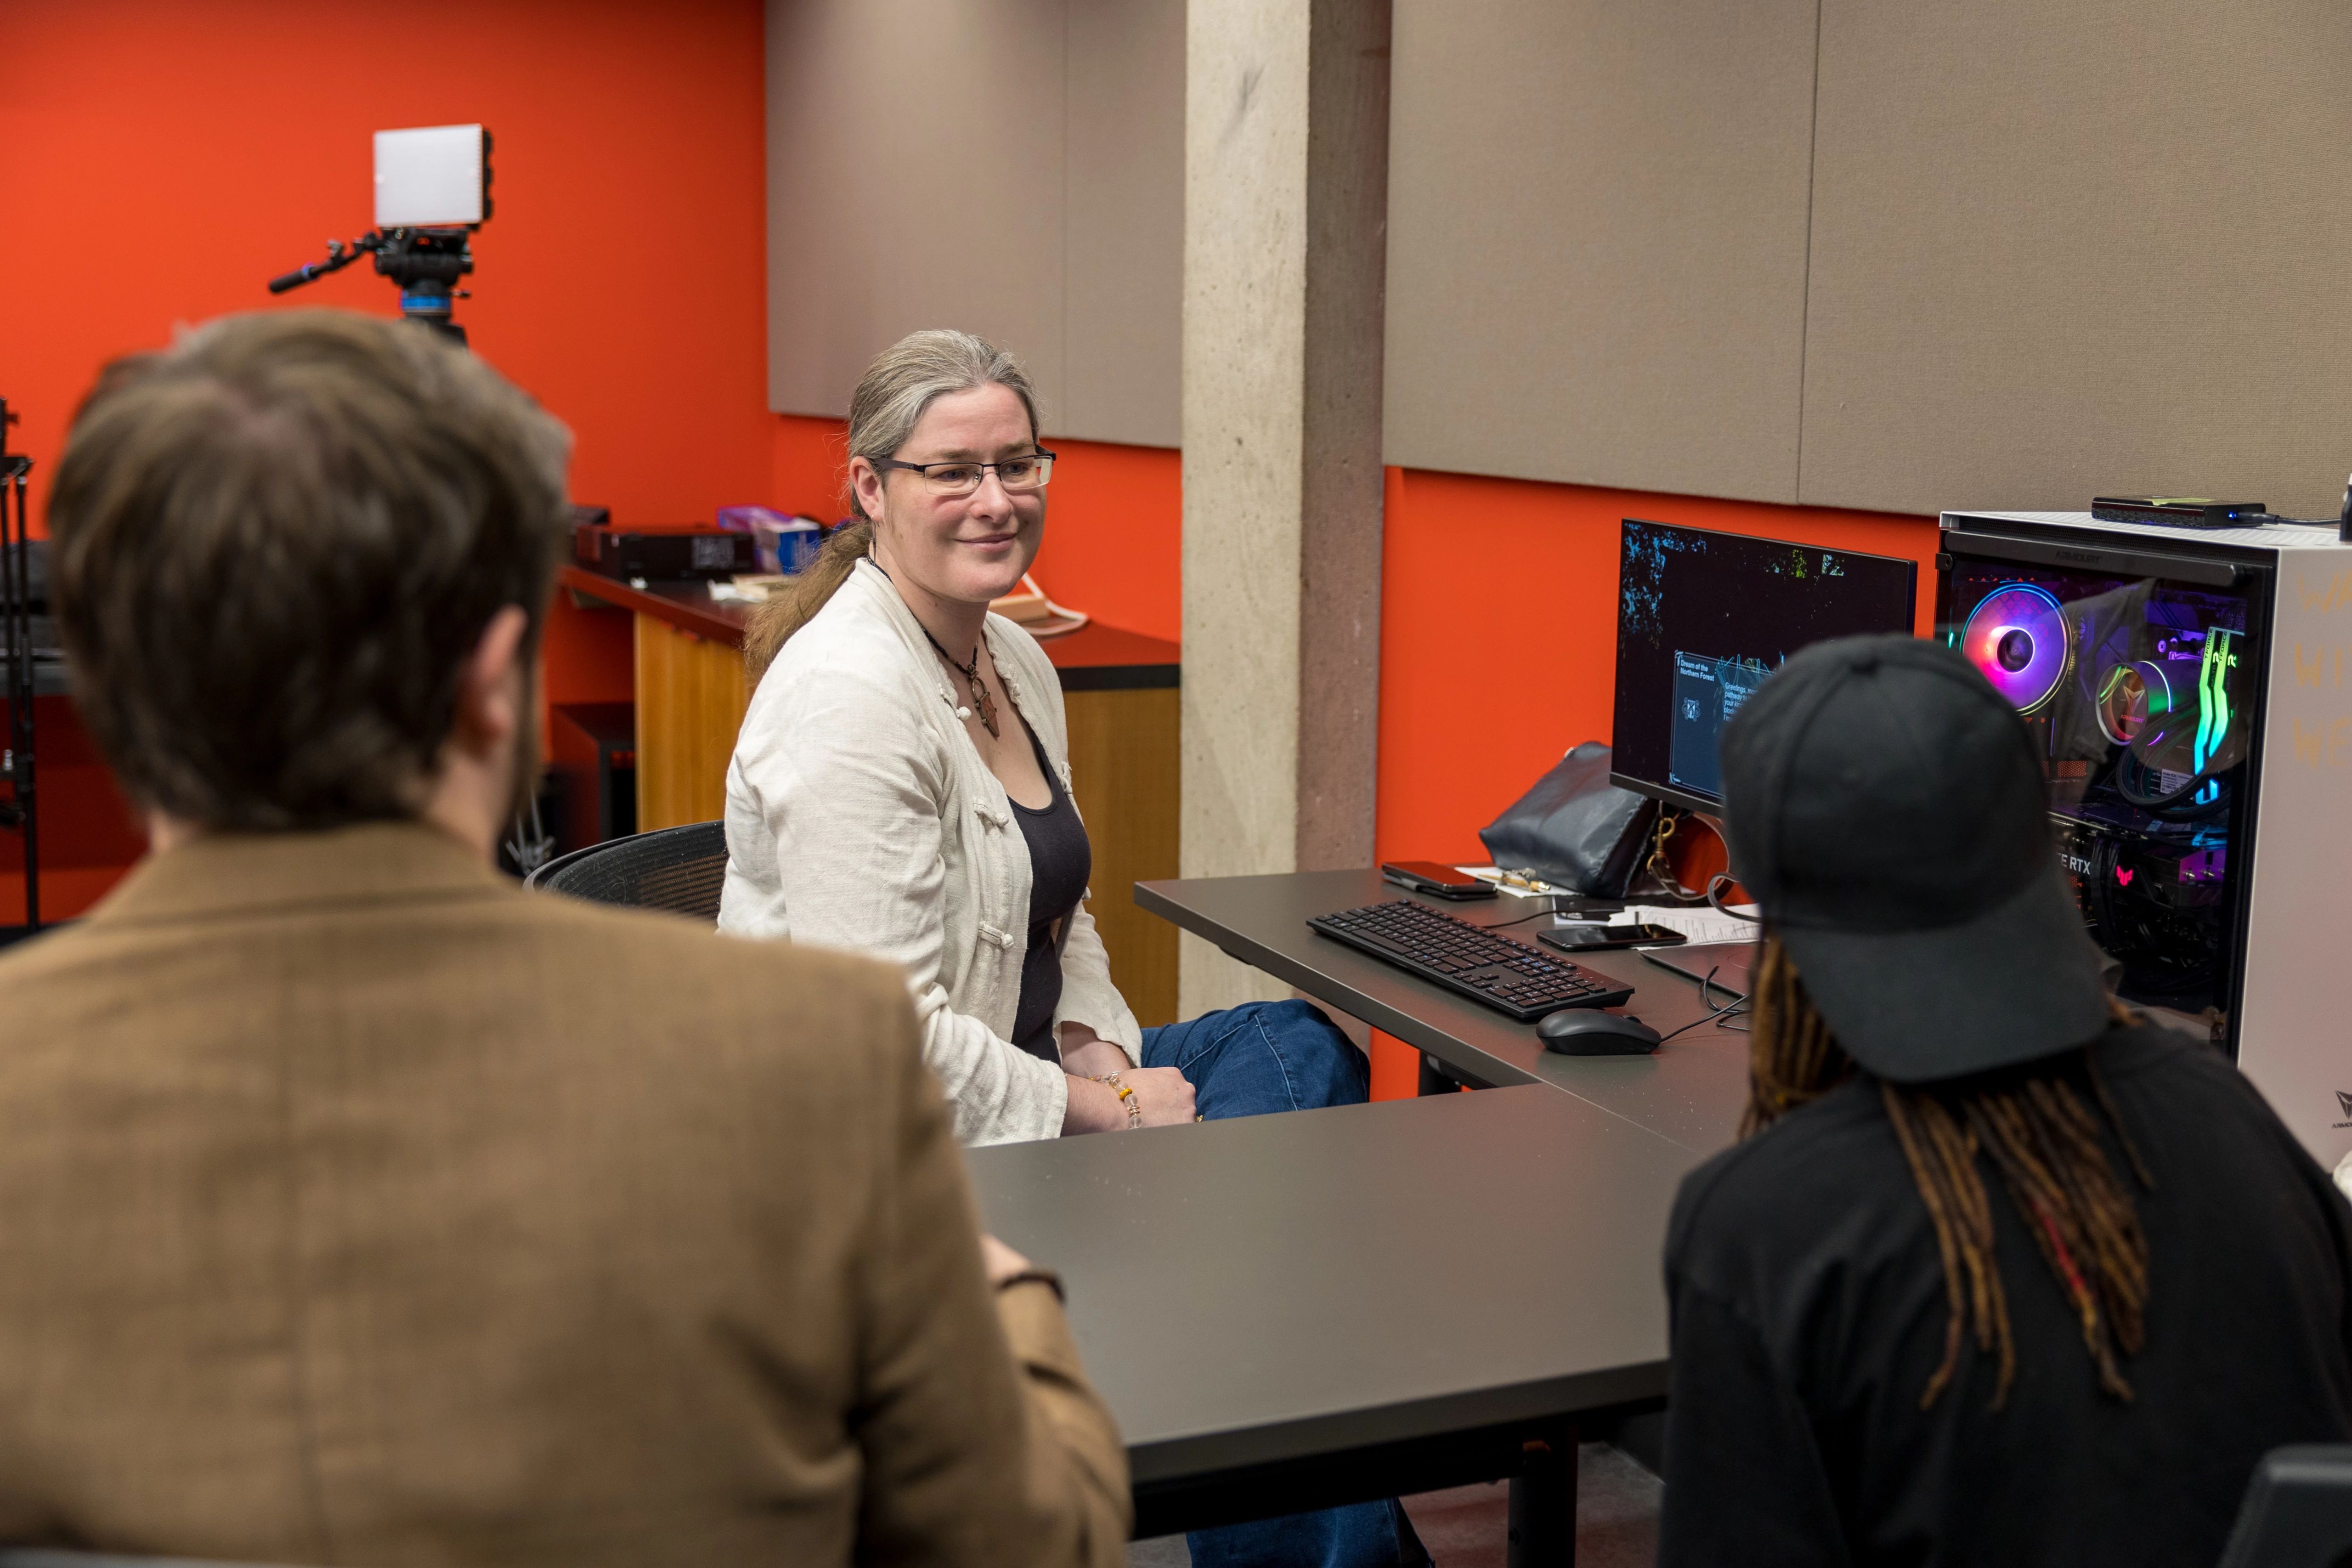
[1307,900,1636,1022]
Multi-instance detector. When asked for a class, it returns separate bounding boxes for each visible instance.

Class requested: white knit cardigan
[718,558,1143,1144]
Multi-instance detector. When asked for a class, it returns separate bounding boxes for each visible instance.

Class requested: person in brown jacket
[0,308,1129,1567]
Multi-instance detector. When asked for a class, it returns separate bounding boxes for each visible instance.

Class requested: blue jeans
[1139,1001,1421,1568]
[1139,997,1371,1121]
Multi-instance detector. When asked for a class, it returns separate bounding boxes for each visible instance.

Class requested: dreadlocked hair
[1741,936,2155,1411]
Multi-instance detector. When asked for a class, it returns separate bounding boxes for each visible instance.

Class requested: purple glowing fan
[1961,583,2071,713]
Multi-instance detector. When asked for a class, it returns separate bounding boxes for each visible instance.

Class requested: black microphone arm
[266,232,383,295]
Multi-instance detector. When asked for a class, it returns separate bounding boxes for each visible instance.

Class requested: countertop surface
[559,565,1179,689]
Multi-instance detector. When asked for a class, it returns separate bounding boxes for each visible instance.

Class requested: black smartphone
[1380,860,1497,900]
[1538,923,1689,954]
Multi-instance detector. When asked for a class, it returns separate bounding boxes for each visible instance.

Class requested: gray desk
[966,1083,1702,1541]
[1137,869,1753,1154]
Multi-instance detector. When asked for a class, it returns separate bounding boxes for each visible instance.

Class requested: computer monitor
[1610,519,1919,812]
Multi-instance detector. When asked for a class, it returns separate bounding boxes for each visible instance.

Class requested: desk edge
[1123,1361,1669,1486]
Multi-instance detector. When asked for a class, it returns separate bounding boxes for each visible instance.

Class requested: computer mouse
[1536,1008,1663,1055]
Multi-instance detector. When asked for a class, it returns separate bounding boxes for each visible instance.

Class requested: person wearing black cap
[1657,634,2352,1568]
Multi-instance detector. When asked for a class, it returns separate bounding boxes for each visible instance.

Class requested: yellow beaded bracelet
[1092,1070,1143,1130]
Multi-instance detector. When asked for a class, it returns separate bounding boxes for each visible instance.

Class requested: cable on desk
[1464,894,1631,932]
[1706,873,1761,922]
[1654,965,1750,1045]
[1464,905,1565,931]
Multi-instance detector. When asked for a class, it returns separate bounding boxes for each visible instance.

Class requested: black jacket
[1659,1022,2352,1568]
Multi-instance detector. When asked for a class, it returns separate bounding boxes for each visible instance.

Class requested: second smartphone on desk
[1380,860,1496,899]
[1538,923,1687,955]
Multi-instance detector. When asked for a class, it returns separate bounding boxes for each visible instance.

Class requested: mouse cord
[1465,906,1561,930]
[1650,965,1751,1045]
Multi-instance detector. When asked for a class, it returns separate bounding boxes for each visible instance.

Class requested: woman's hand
[1056,1019,1194,1132]
[1121,1066,1197,1126]
[1061,1065,1196,1133]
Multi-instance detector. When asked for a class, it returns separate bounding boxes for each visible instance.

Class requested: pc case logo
[2333,1091,2352,1129]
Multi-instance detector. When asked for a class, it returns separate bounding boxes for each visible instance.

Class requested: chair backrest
[2219,1446,2352,1568]
[526,820,729,923]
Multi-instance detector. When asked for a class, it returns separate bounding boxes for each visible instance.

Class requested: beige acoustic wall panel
[1382,0,1821,502]
[1800,1,2352,519]
[1063,0,1185,447]
[766,0,1065,420]
[766,0,1182,446]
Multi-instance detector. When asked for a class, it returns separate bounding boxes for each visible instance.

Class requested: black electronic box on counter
[573,520,755,582]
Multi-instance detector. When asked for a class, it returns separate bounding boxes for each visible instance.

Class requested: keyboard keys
[1306,900,1635,1022]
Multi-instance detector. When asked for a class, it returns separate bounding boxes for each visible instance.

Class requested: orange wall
[3,0,772,916]
[6,0,772,530]
[771,415,1185,645]
[1375,469,1939,864]
[1363,470,1938,1098]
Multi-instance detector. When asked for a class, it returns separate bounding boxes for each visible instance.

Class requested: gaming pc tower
[1939,510,2352,1165]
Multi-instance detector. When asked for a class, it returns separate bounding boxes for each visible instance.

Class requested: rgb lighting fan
[2095,659,2177,746]
[1962,583,2073,713]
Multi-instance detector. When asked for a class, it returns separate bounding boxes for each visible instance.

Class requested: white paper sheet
[1600,903,1761,945]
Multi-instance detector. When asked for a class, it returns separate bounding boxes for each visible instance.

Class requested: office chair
[2218,1446,2352,1568]
[526,819,728,923]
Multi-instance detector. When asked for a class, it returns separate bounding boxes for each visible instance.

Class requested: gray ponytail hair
[745,329,1041,680]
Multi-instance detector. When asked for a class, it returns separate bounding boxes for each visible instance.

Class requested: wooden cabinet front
[634,614,748,832]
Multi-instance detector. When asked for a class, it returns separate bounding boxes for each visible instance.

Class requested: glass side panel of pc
[1937,554,2261,1027]
[1611,519,1920,813]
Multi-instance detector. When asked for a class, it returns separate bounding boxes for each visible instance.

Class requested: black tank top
[1008,722,1092,1062]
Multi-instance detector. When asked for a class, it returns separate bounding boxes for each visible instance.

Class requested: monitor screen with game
[1611,519,1920,812]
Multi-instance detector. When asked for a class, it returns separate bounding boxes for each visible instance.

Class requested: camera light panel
[374,125,485,228]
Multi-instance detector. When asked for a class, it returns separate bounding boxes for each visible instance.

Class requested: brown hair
[47,309,573,830]
[1743,936,2154,1410]
[743,329,1039,681]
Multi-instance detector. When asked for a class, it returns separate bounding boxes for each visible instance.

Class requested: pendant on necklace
[918,618,1004,739]
[967,674,1001,738]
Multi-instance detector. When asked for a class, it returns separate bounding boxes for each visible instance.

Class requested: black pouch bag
[1477,741,1658,897]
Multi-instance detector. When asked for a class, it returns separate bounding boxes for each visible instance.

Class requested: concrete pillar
[1180,0,1391,1014]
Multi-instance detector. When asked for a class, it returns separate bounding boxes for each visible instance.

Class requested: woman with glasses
[718,328,1414,1566]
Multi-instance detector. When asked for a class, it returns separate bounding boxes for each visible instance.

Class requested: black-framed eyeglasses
[872,449,1057,496]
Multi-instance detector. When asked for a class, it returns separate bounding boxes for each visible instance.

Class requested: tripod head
[268,226,477,345]
[266,123,492,345]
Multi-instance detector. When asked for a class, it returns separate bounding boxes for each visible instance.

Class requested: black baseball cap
[1718,633,2110,1083]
